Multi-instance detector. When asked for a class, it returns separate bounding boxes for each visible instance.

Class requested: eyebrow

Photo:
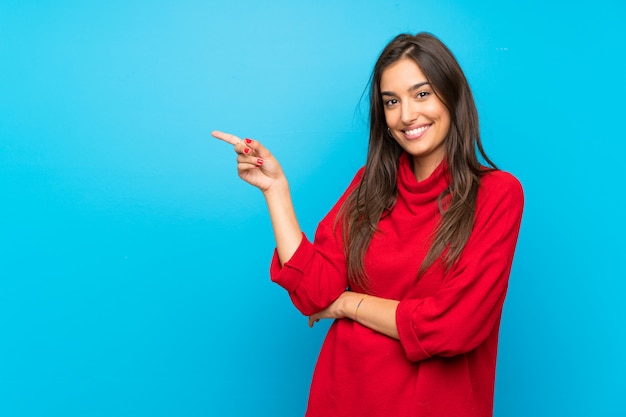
[381,81,430,97]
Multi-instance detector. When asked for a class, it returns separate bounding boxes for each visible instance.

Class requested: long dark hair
[339,33,496,290]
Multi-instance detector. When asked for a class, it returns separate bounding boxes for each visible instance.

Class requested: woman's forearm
[263,177,303,266]
[309,292,400,340]
[342,292,400,339]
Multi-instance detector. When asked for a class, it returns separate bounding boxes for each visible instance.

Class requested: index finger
[211,130,242,146]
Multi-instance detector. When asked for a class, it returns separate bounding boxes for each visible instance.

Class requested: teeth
[405,126,429,135]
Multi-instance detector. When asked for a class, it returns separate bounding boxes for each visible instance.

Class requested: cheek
[440,119,452,141]
[442,111,452,133]
[431,104,451,129]
[383,109,397,126]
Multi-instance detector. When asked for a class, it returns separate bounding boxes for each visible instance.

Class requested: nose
[401,100,418,125]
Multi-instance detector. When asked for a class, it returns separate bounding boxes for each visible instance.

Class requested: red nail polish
[257,158,264,165]
[244,148,250,154]
[245,138,252,144]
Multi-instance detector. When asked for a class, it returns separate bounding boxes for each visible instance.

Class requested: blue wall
[1,1,624,416]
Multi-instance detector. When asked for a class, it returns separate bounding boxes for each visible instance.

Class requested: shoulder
[476,169,524,222]
[479,169,524,203]
[471,169,524,245]
[318,166,365,226]
[352,166,366,186]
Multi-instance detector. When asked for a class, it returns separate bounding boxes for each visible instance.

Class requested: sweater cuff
[396,299,431,362]
[270,232,315,293]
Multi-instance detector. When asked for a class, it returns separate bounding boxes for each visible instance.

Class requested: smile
[402,124,431,139]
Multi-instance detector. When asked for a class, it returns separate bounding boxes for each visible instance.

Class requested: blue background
[1,1,625,416]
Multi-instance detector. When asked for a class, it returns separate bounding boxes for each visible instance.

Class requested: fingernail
[256,158,264,166]
[244,148,250,154]
[245,138,252,144]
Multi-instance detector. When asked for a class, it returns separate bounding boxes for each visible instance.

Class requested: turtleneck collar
[396,152,450,206]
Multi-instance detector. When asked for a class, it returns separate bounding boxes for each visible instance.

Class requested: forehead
[380,58,427,92]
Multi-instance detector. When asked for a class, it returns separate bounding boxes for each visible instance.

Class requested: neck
[411,156,444,181]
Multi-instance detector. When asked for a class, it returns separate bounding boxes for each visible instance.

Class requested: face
[380,57,451,180]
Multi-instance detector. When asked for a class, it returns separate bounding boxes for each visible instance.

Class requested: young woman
[213,33,523,417]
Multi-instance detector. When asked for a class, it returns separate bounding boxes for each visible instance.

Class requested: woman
[213,33,523,417]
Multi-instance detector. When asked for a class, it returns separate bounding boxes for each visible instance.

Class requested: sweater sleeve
[396,172,524,362]
[269,169,364,316]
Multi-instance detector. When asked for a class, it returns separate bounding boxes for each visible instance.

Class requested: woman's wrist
[340,292,361,320]
[262,175,290,198]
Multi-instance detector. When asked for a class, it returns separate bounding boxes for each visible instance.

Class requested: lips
[402,124,431,140]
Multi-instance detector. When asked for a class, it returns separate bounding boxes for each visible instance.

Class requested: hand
[212,130,285,193]
[308,292,352,328]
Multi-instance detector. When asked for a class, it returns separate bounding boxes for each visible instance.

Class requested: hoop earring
[387,128,393,137]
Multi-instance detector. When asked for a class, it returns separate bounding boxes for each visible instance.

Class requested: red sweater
[270,153,524,417]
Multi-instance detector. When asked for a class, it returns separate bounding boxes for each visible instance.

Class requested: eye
[384,98,398,107]
[416,91,430,99]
